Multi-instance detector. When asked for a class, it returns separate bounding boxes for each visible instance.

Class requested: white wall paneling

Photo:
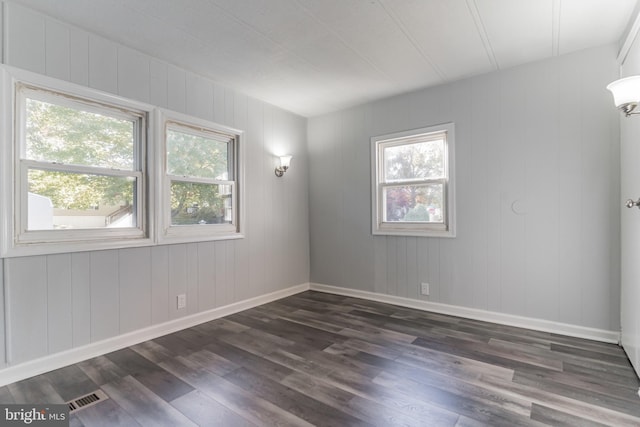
[0,3,309,373]
[308,44,621,334]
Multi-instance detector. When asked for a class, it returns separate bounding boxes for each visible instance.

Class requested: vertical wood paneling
[5,257,48,363]
[168,245,187,320]
[90,251,119,341]
[167,65,186,113]
[197,242,216,311]
[44,19,70,80]
[46,254,73,354]
[214,242,227,307]
[186,243,198,315]
[308,45,619,332]
[226,242,236,303]
[69,28,89,86]
[4,3,45,73]
[88,36,117,93]
[150,246,170,324]
[119,248,152,334]
[523,62,560,321]
[71,253,91,347]
[262,106,277,293]
[213,84,225,122]
[117,46,150,103]
[497,70,527,316]
[247,98,266,299]
[185,72,213,120]
[149,59,168,108]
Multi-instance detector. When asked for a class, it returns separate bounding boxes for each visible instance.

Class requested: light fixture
[275,155,292,177]
[607,76,640,116]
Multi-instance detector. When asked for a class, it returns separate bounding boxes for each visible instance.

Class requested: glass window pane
[167,128,230,180]
[25,98,135,170]
[170,181,232,225]
[27,169,136,230]
[383,184,444,223]
[383,138,444,181]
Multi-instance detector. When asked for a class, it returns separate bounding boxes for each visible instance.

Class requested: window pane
[167,128,230,180]
[383,184,443,223]
[170,181,232,225]
[25,98,135,170]
[27,169,136,230]
[384,138,444,181]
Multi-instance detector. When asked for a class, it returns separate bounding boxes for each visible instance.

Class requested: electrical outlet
[177,294,187,309]
[420,283,430,296]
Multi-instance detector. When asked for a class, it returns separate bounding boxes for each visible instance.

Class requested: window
[158,110,243,243]
[371,123,455,237]
[1,67,153,256]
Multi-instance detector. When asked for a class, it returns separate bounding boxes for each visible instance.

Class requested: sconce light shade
[607,76,640,116]
[275,155,292,177]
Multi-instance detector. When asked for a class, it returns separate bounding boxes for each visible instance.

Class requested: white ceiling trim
[466,0,498,70]
[378,0,446,81]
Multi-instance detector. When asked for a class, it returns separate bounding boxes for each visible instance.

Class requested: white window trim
[156,109,245,244]
[0,65,155,257]
[371,123,456,238]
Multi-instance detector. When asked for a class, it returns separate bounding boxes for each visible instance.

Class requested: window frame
[371,123,456,238]
[156,109,245,244]
[0,66,155,257]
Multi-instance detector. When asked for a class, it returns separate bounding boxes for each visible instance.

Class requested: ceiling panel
[382,0,495,80]
[8,0,639,116]
[559,0,637,55]
[476,0,554,69]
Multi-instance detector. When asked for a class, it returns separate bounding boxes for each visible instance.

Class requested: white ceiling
[11,0,639,117]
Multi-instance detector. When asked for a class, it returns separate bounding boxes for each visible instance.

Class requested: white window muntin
[159,112,243,243]
[372,123,455,238]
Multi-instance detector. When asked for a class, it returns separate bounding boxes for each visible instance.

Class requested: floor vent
[66,389,109,413]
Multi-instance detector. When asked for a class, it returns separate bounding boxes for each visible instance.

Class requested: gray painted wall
[0,3,309,367]
[308,44,621,332]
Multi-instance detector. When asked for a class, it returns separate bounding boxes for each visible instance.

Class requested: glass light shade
[606,76,640,107]
[279,155,292,169]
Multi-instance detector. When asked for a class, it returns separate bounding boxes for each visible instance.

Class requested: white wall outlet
[177,294,187,309]
[420,283,430,295]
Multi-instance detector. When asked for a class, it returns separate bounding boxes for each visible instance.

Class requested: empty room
[0,0,639,425]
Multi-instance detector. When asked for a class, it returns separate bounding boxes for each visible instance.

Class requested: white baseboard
[0,283,311,387]
[0,281,621,387]
[309,283,621,344]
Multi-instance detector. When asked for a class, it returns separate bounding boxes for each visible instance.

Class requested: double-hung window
[371,123,455,237]
[158,111,243,243]
[2,68,151,256]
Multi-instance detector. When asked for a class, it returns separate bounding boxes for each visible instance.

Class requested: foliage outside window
[371,123,455,237]
[8,81,149,254]
[160,112,242,243]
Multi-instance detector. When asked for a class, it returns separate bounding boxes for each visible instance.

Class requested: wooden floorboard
[1,290,638,426]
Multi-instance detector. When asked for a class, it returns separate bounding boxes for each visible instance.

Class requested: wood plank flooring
[1,291,639,426]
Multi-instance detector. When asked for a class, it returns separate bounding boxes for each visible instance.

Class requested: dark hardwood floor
[1,291,639,426]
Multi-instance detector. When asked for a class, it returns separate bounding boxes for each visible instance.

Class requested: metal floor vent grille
[66,389,109,413]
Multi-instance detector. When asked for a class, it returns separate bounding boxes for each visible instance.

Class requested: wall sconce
[275,155,292,177]
[607,76,640,116]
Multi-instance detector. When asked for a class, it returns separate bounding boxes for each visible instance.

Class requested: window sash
[159,111,242,242]
[10,74,149,249]
[371,123,455,237]
[379,179,447,225]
